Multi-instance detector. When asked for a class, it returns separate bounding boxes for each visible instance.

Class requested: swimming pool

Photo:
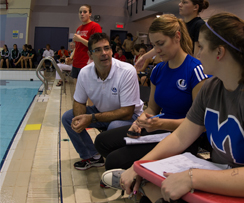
[0,80,42,168]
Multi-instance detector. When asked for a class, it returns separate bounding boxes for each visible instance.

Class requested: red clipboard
[134,160,244,203]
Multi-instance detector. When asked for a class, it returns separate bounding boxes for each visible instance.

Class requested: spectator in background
[24,45,36,69]
[58,46,69,59]
[42,44,54,71]
[10,44,20,68]
[114,48,126,62]
[56,58,72,86]
[65,4,102,84]
[69,42,75,56]
[137,45,147,63]
[122,33,138,64]
[14,44,28,68]
[0,44,10,68]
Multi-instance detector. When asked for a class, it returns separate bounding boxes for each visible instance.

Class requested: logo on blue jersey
[176,79,187,90]
[205,108,244,165]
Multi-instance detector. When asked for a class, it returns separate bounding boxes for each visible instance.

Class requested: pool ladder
[36,56,66,95]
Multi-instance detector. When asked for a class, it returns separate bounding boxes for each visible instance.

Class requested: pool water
[0,80,42,168]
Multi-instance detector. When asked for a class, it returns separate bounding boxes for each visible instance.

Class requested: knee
[61,109,74,126]
[94,133,104,152]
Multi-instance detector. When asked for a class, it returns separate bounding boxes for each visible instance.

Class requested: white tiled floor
[0,71,134,203]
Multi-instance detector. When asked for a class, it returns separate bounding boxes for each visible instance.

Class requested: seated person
[135,45,147,64]
[10,44,20,68]
[58,46,69,59]
[95,14,208,181]
[56,58,72,86]
[138,54,162,86]
[62,32,144,171]
[0,44,10,68]
[114,48,126,62]
[104,12,244,202]
[14,44,28,68]
[24,45,36,68]
[42,44,54,71]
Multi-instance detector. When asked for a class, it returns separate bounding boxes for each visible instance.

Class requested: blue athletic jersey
[150,54,208,119]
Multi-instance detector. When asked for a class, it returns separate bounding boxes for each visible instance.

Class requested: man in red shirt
[66,4,102,82]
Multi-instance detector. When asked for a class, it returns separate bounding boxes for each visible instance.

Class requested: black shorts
[124,52,134,60]
[71,66,82,78]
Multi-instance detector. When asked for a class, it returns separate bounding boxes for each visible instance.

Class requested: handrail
[36,57,66,95]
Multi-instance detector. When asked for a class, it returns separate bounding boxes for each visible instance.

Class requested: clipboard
[134,160,244,203]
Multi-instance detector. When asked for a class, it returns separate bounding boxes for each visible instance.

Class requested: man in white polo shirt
[62,33,143,170]
[42,44,55,71]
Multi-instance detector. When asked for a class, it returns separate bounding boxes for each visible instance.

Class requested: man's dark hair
[88,33,110,53]
[127,33,133,38]
[60,46,65,49]
[27,45,32,49]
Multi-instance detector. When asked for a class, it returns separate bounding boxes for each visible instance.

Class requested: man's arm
[93,105,135,122]
[73,100,86,117]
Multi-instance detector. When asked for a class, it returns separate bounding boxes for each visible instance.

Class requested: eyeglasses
[90,45,111,54]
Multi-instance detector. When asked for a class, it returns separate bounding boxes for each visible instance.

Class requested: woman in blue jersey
[106,12,244,202]
[95,14,208,176]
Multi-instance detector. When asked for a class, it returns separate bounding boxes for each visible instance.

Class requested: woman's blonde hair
[149,14,193,55]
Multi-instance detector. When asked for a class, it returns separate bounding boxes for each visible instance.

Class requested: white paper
[124,132,171,145]
[19,33,23,39]
[141,152,230,178]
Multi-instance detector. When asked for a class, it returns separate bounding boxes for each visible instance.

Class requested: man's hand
[71,114,92,133]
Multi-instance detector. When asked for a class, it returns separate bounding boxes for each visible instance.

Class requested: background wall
[1,0,244,50]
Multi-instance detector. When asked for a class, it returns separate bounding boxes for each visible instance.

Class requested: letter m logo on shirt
[204,108,244,165]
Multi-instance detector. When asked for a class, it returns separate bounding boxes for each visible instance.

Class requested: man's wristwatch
[91,113,98,123]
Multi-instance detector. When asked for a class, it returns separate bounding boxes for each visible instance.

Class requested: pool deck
[0,70,133,203]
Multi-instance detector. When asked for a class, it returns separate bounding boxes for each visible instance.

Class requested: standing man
[122,33,138,64]
[66,4,102,83]
[62,33,143,170]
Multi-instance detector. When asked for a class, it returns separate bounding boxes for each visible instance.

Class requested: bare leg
[143,182,162,203]
[24,58,28,68]
[21,59,24,68]
[0,59,3,68]
[141,76,148,86]
[29,59,32,69]
[6,59,9,68]
[15,56,23,66]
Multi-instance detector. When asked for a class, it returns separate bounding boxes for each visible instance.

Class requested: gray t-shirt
[187,77,244,168]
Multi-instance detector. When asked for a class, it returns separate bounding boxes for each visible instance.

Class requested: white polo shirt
[74,58,143,116]
[42,49,54,57]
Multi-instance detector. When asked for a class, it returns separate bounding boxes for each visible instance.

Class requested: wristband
[189,168,194,193]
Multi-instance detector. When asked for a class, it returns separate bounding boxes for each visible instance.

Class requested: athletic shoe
[74,156,105,170]
[100,180,110,188]
[101,169,125,190]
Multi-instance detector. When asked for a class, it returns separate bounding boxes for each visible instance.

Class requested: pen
[149,113,165,119]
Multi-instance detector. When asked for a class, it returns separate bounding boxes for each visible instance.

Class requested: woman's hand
[161,171,192,202]
[136,113,163,132]
[120,166,142,194]
[127,122,142,139]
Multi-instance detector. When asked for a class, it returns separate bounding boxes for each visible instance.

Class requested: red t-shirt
[73,21,102,68]
[114,53,126,62]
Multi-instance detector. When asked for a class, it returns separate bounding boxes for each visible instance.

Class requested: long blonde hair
[149,14,193,55]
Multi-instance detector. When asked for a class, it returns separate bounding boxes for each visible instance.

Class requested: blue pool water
[0,80,42,168]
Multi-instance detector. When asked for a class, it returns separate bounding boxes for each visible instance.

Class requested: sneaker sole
[74,162,105,171]
[101,169,124,190]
